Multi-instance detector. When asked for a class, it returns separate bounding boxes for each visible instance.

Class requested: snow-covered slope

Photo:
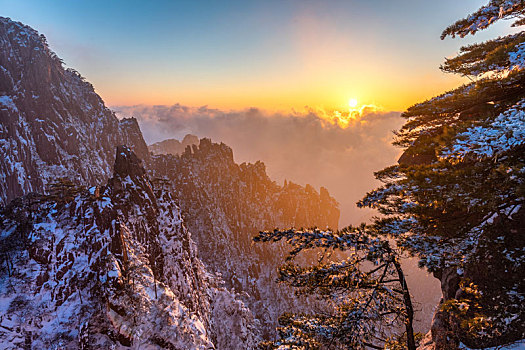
[0,147,210,348]
[0,146,260,349]
[0,17,148,206]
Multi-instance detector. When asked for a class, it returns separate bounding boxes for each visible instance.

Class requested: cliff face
[0,17,147,206]
[150,139,340,336]
[0,147,211,349]
[0,147,260,349]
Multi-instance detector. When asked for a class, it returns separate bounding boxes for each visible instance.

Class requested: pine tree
[256,1,524,348]
[254,225,418,349]
[360,1,525,347]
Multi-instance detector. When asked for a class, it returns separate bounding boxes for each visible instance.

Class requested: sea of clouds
[114,104,405,227]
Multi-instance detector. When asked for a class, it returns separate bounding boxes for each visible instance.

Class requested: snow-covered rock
[0,147,214,349]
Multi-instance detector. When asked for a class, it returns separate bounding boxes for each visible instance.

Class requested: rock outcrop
[149,134,200,156]
[0,146,262,349]
[0,147,212,348]
[150,138,340,337]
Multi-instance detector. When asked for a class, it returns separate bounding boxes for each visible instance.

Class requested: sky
[0,0,518,112]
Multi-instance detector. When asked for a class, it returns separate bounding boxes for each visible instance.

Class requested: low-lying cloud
[113,104,404,227]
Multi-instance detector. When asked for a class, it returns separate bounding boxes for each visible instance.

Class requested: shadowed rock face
[0,17,148,206]
[118,118,150,162]
[114,145,147,179]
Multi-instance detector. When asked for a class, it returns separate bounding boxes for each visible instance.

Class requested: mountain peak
[113,145,146,178]
[0,16,44,49]
[148,134,200,156]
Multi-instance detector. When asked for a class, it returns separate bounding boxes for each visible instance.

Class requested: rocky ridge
[149,135,200,156]
[0,146,262,349]
[1,147,208,348]
[150,139,339,336]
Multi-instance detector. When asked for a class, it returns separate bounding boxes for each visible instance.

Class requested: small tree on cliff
[359,1,525,346]
[254,225,418,350]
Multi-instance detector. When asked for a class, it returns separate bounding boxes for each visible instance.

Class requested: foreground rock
[0,147,259,349]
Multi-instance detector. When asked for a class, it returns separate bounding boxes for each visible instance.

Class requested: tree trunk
[393,258,416,350]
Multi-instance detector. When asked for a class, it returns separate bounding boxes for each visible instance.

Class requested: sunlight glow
[312,103,383,129]
[349,98,358,109]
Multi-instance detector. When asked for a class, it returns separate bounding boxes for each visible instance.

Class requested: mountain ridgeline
[0,17,340,348]
[150,139,339,337]
[149,135,200,156]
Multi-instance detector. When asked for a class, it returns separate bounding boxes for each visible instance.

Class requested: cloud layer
[114,104,404,227]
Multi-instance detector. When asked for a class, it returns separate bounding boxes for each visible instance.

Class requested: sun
[348,98,358,109]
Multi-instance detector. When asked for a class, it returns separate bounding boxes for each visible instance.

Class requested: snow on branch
[441,0,525,39]
[254,226,392,261]
[441,33,525,76]
[442,99,525,159]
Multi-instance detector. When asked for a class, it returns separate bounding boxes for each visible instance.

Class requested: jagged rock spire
[113,145,146,178]
[0,17,150,206]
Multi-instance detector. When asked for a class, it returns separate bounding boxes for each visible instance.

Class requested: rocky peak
[149,138,340,338]
[113,145,146,179]
[182,134,199,146]
[118,117,150,161]
[148,134,200,156]
[188,138,234,162]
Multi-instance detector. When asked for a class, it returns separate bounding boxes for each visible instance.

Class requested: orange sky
[96,68,467,113]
